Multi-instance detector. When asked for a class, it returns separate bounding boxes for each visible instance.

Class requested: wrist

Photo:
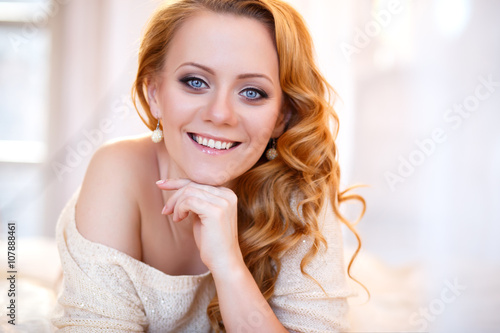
[210,254,248,282]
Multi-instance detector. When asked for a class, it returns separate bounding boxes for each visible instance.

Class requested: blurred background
[0,0,499,331]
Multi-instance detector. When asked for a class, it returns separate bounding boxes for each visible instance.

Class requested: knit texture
[52,188,353,332]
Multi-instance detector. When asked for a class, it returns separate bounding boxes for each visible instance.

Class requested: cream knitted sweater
[52,188,353,332]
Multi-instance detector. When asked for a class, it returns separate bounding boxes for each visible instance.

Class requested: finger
[164,185,221,216]
[157,179,195,215]
[161,182,234,215]
[157,179,233,198]
[156,178,191,190]
[170,185,236,223]
[172,195,215,222]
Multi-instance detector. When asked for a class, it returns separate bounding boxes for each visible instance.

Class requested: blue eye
[189,79,205,89]
[180,76,208,90]
[241,88,267,100]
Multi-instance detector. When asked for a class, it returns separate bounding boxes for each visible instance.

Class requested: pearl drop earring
[151,119,163,143]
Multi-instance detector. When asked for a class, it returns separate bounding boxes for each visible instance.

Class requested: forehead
[164,11,279,76]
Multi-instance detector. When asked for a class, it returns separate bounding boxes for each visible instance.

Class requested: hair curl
[132,0,366,331]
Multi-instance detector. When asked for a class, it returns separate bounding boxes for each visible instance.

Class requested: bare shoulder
[76,134,156,260]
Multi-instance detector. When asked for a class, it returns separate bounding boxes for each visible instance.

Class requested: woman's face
[149,11,284,186]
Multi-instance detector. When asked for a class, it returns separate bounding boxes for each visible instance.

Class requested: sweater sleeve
[52,190,149,332]
[269,201,354,333]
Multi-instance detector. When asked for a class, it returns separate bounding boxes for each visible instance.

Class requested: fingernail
[156,179,166,185]
[161,206,168,214]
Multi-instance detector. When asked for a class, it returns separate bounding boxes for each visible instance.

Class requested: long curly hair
[132,0,365,331]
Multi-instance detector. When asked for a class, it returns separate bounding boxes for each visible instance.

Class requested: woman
[53,0,364,332]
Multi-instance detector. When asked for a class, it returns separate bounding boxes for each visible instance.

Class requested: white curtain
[44,0,160,234]
[341,0,500,332]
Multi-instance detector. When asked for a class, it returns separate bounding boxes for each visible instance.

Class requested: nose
[202,90,238,126]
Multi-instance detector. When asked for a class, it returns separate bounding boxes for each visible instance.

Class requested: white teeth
[192,134,235,150]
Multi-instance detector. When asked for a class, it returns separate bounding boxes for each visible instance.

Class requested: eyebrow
[176,62,274,84]
[237,73,273,85]
[177,62,215,75]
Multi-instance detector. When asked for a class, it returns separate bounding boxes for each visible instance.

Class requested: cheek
[160,92,192,124]
[246,109,280,145]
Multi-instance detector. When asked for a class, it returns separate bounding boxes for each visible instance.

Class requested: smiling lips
[190,133,239,150]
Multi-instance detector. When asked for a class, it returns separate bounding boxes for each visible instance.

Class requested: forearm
[212,261,288,333]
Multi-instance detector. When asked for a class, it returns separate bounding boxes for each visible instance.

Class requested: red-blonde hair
[132,0,365,331]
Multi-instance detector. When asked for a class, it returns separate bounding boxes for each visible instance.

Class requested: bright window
[0,0,51,237]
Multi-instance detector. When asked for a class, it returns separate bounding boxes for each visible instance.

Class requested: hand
[156,179,244,274]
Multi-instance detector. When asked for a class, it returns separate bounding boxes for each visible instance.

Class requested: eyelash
[241,88,268,101]
[180,76,207,90]
[179,76,269,101]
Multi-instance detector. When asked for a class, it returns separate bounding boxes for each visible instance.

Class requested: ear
[271,108,291,138]
[147,79,161,118]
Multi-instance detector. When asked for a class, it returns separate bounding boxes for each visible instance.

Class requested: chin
[182,154,260,187]
[186,164,248,187]
[187,171,235,187]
